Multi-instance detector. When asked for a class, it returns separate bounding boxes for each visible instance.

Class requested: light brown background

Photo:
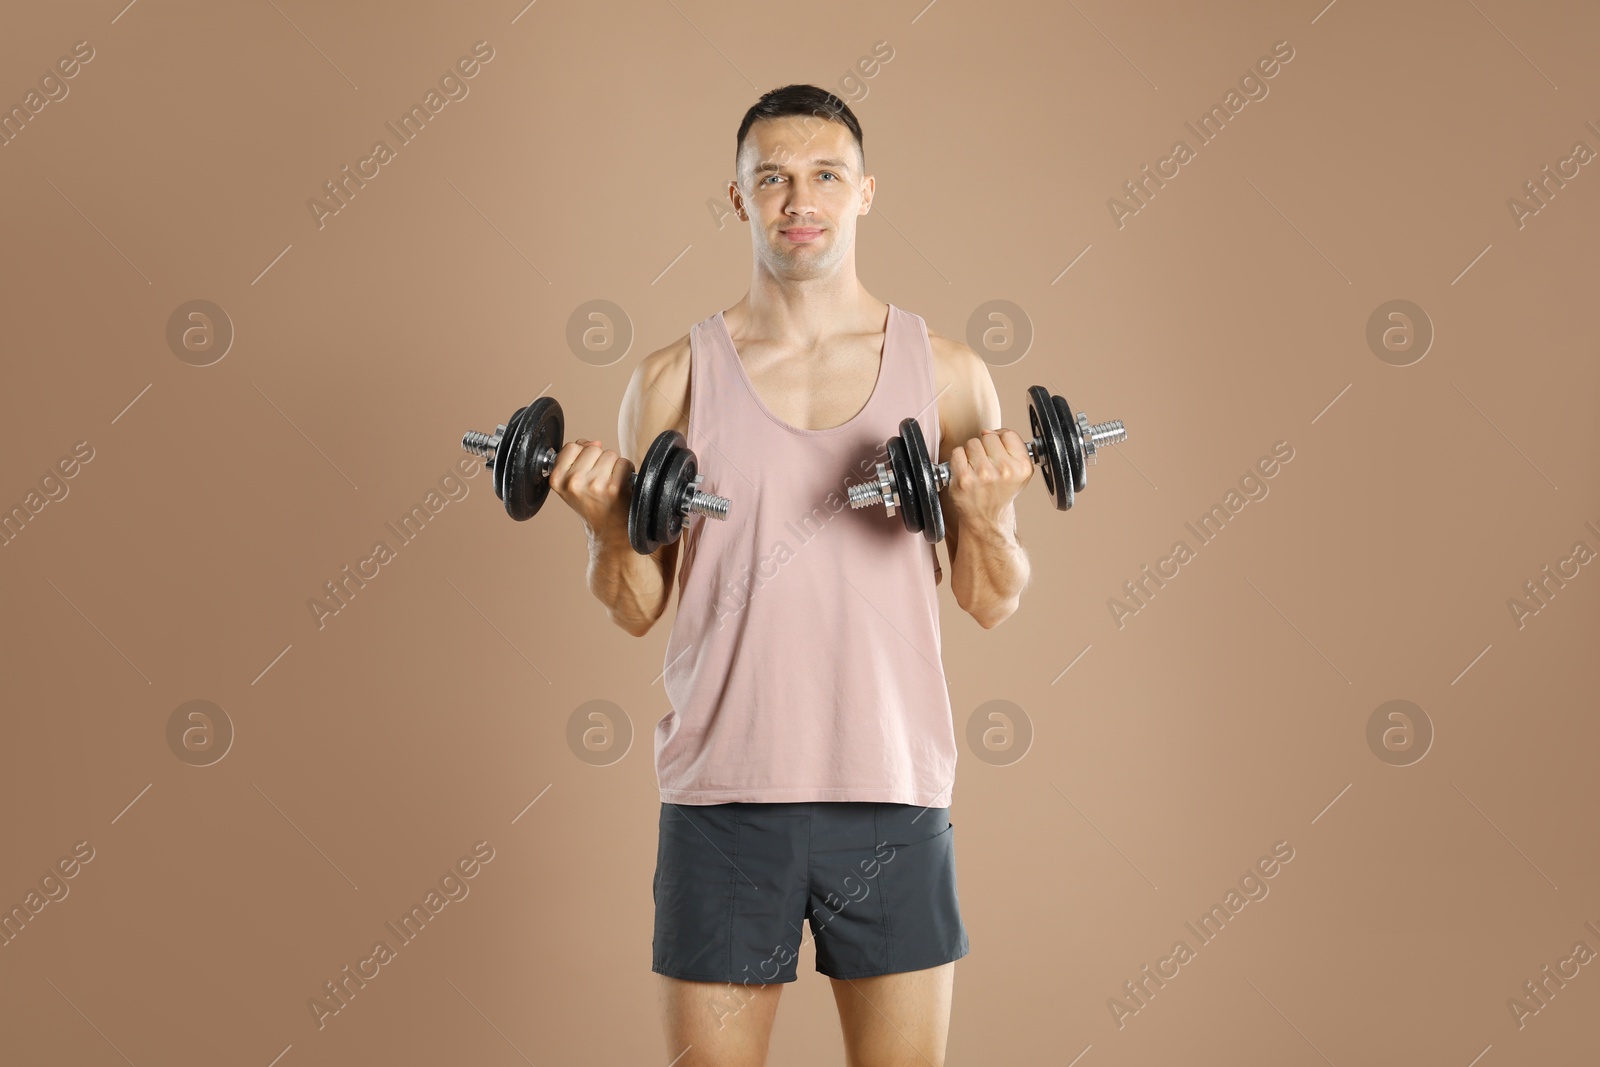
[2,0,1597,1064]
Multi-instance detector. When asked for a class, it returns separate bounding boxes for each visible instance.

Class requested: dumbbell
[843,385,1127,543]
[460,395,731,554]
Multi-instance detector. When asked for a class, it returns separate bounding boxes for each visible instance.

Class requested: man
[550,84,1032,1067]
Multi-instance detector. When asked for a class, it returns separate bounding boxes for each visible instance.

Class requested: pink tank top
[656,304,957,807]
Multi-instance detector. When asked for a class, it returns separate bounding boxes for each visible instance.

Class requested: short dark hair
[734,84,864,176]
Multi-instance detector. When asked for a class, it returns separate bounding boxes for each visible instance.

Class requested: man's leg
[652,802,813,1064]
[829,962,955,1067]
[658,974,785,1067]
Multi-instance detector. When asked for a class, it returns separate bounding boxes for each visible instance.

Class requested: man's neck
[734,264,879,345]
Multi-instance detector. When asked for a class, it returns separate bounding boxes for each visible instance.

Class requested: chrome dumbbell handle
[848,415,1128,511]
[932,416,1128,485]
[464,427,728,521]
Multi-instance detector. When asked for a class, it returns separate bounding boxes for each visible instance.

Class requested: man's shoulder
[643,300,731,371]
[910,316,986,383]
[621,333,693,447]
[632,332,692,390]
[901,313,995,442]
[644,332,692,369]
[922,321,965,358]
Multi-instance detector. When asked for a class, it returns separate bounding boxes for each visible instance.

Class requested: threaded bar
[687,492,732,520]
[847,479,884,509]
[462,430,497,457]
[1088,420,1126,446]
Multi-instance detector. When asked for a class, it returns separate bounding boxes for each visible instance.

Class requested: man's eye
[820,173,837,180]
[762,174,782,184]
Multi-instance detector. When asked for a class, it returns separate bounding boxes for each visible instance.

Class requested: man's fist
[549,439,633,537]
[945,428,1032,527]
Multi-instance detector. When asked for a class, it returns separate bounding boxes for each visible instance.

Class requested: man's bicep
[619,349,687,585]
[618,362,652,464]
[935,342,1001,576]
[622,344,691,462]
[936,343,1003,464]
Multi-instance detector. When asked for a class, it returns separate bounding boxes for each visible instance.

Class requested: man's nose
[784,188,818,218]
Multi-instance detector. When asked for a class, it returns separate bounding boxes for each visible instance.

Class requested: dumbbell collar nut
[876,463,897,516]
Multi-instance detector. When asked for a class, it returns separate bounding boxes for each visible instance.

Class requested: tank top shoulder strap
[881,304,940,459]
[685,311,742,456]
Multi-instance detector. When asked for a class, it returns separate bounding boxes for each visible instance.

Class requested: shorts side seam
[727,809,741,983]
[878,804,895,973]
[804,803,814,947]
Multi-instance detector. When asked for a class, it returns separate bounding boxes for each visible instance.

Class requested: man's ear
[858,174,875,215]
[728,180,747,220]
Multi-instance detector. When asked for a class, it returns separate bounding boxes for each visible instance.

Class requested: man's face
[731,116,873,280]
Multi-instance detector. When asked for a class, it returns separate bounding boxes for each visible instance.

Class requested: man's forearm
[586,527,668,636]
[951,512,1030,629]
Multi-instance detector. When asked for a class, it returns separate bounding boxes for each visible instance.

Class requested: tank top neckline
[712,303,896,438]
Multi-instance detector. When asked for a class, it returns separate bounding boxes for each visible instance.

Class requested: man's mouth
[781,227,823,243]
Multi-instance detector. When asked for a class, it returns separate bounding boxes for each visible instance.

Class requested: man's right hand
[549,438,633,541]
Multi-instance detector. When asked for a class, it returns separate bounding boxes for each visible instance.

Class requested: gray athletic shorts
[651,801,969,984]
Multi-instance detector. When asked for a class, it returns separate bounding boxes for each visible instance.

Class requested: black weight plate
[1054,394,1087,494]
[654,446,695,548]
[500,405,537,518]
[886,433,922,534]
[510,397,563,520]
[502,397,563,521]
[629,430,680,554]
[1028,385,1074,510]
[499,404,539,519]
[493,404,525,505]
[901,417,944,543]
[531,397,565,511]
